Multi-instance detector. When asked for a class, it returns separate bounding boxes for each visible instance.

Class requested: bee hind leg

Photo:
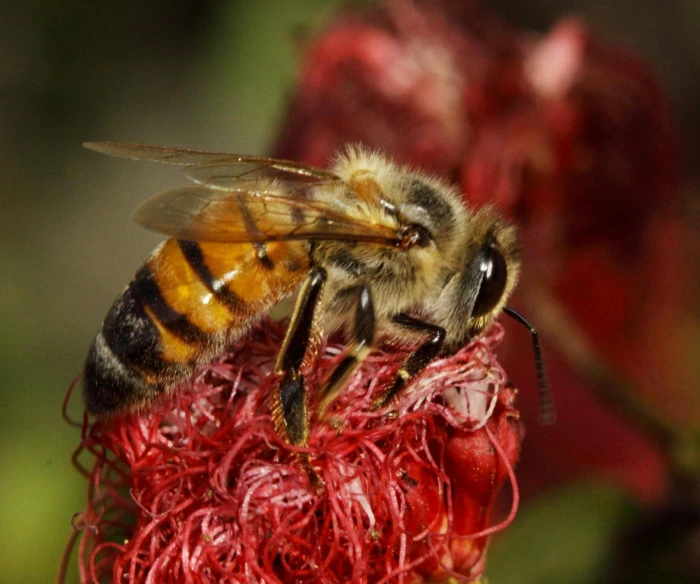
[372,314,445,410]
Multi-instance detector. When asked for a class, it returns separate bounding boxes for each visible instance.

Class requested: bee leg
[372,314,445,410]
[273,267,327,452]
[317,284,375,419]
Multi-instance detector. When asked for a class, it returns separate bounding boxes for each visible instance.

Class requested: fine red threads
[66,319,521,583]
[63,373,84,428]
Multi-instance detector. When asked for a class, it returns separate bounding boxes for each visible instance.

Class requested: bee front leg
[317,284,375,419]
[372,314,446,410]
[273,267,327,448]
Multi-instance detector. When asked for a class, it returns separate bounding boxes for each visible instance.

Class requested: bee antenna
[503,306,555,424]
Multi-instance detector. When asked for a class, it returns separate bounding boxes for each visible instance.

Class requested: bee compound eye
[471,245,508,317]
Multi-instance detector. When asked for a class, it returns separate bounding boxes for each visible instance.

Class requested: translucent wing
[131,185,403,245]
[83,141,339,184]
[86,141,403,245]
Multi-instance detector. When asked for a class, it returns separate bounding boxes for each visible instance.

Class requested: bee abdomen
[84,238,311,414]
[84,263,200,413]
[83,333,151,414]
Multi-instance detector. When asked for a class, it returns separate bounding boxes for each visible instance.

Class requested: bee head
[440,208,520,344]
[468,210,520,338]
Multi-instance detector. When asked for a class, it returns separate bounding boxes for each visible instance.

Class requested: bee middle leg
[372,314,446,410]
[316,284,375,419]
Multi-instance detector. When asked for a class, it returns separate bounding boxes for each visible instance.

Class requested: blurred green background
[0,2,697,583]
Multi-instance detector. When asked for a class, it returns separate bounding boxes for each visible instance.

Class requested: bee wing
[132,184,403,245]
[83,141,339,184]
[87,141,402,244]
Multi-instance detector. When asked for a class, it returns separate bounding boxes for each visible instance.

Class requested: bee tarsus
[372,315,446,410]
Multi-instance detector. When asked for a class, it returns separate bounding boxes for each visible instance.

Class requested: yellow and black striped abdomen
[84,238,310,413]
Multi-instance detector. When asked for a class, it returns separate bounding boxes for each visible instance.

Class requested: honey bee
[84,142,551,449]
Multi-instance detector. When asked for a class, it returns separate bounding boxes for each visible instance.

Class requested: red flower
[274,0,525,175]
[69,321,521,583]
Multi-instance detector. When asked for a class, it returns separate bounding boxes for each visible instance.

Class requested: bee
[84,142,552,449]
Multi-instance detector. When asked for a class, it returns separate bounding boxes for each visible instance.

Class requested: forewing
[84,141,339,183]
[87,141,402,244]
[183,162,340,191]
[132,185,402,245]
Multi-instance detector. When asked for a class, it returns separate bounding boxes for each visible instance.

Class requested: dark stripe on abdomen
[177,240,246,310]
[101,281,168,374]
[255,246,275,270]
[132,265,208,344]
[84,334,148,413]
[235,197,275,270]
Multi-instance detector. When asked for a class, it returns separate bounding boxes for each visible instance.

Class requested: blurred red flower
[70,321,521,583]
[274,0,691,503]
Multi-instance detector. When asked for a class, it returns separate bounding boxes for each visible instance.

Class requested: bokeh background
[0,1,697,583]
